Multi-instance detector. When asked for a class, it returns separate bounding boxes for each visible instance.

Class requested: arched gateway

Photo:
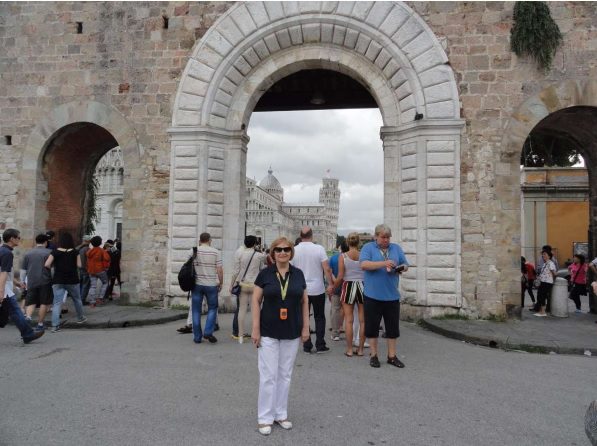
[18,100,145,302]
[168,1,465,317]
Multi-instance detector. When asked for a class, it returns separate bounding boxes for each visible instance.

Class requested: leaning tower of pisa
[319,172,340,250]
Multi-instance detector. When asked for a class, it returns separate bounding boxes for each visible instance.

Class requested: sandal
[344,351,353,357]
[353,349,364,356]
[387,355,405,368]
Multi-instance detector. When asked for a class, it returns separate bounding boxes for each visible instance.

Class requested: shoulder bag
[232,250,256,296]
[178,247,197,297]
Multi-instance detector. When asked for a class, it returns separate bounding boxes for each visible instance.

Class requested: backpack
[177,247,197,294]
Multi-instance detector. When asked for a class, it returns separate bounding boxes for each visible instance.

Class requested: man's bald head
[300,226,313,240]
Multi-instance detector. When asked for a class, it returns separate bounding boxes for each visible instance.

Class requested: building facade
[93,147,124,241]
[521,167,589,265]
[3,2,597,317]
[246,169,339,251]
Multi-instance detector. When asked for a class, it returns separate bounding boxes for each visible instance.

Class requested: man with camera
[359,224,409,369]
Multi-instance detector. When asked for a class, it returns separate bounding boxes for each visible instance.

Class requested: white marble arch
[168,1,464,315]
[18,100,145,302]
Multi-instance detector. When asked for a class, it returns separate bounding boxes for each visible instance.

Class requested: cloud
[247,109,384,234]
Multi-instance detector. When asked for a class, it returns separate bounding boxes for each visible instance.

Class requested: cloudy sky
[246,108,384,235]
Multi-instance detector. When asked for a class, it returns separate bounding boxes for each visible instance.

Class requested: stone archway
[168,1,464,317]
[503,80,597,310]
[18,100,145,302]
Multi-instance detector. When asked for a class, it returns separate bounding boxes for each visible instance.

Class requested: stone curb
[59,310,188,330]
[420,319,595,356]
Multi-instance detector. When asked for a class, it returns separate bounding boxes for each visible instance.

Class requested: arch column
[167,126,248,308]
[382,119,464,316]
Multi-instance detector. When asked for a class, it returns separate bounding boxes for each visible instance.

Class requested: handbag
[232,250,256,296]
[533,263,544,288]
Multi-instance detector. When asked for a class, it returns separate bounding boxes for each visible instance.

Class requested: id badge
[280,308,287,320]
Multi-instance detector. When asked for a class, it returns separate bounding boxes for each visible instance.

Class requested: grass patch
[514,344,550,354]
[169,304,190,311]
[483,314,507,322]
[432,313,470,321]
[117,300,158,308]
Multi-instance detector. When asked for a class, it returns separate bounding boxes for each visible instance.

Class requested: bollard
[550,277,569,318]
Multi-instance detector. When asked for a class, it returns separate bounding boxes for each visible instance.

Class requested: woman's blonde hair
[270,237,295,260]
[346,232,360,248]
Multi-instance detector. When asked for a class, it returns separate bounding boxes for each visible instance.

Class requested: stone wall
[1,1,596,315]
[0,1,233,301]
[408,1,597,316]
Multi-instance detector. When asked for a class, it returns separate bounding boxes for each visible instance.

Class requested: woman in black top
[251,237,309,436]
[45,232,87,331]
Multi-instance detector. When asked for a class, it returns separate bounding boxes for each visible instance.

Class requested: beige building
[2,2,597,317]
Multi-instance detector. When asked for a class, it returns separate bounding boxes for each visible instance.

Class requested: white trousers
[257,336,300,424]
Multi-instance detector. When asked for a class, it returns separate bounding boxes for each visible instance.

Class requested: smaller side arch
[17,100,145,302]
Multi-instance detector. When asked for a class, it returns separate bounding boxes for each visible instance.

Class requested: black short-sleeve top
[254,264,306,340]
[51,249,79,284]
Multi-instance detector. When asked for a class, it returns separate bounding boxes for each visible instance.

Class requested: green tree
[520,132,582,167]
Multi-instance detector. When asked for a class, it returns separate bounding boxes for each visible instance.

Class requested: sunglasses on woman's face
[273,247,292,253]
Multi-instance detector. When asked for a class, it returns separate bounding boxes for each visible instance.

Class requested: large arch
[18,100,145,302]
[168,1,464,317]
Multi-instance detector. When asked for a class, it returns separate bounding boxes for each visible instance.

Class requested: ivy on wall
[83,173,99,236]
[510,1,562,71]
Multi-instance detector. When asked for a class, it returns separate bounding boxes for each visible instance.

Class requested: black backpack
[178,247,197,294]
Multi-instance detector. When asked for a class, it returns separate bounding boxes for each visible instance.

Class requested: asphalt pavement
[1,311,594,446]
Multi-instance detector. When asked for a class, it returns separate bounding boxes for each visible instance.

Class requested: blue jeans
[88,271,108,304]
[79,268,91,303]
[232,293,240,336]
[4,294,35,340]
[191,285,218,343]
[52,283,85,328]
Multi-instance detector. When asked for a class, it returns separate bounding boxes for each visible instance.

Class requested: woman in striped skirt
[332,232,365,357]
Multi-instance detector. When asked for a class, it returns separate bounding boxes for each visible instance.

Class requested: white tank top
[343,253,364,281]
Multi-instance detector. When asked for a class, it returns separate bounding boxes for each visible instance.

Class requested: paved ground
[1,312,594,446]
[423,294,597,355]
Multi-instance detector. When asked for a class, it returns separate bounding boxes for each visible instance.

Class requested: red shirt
[524,262,536,280]
[568,263,587,284]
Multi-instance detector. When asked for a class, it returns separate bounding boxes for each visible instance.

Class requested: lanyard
[276,271,289,301]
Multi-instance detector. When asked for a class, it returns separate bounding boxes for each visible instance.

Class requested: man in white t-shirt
[292,227,334,353]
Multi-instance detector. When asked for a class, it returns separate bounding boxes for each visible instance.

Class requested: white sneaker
[363,342,370,348]
[332,336,340,341]
[258,425,272,435]
[275,420,293,430]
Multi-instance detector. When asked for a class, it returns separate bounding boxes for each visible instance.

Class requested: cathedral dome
[259,167,283,200]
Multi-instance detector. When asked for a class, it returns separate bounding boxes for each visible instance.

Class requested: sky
[246,108,383,235]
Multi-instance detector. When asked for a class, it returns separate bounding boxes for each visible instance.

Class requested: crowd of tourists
[0,228,122,341]
[176,223,409,436]
[521,244,597,316]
